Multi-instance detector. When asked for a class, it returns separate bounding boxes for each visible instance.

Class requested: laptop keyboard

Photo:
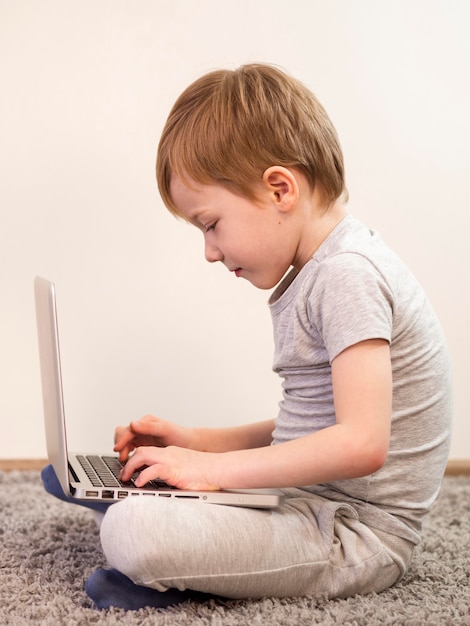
[76,455,175,489]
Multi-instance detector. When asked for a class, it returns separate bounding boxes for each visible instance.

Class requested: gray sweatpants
[99,488,414,600]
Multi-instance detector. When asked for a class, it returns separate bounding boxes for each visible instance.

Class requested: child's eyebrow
[186,207,213,230]
[188,215,204,230]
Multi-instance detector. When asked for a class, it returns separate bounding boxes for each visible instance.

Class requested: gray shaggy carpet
[1,471,469,625]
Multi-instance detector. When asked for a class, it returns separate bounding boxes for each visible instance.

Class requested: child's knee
[98,498,184,588]
[99,499,144,581]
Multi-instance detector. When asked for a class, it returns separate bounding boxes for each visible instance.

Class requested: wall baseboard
[0,459,48,471]
[0,458,470,475]
[444,459,470,476]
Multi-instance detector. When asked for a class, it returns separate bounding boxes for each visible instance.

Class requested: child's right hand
[113,415,193,462]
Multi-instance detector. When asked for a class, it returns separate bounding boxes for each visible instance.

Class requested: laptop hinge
[68,461,79,483]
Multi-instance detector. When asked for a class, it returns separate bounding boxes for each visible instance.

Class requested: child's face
[169,176,301,289]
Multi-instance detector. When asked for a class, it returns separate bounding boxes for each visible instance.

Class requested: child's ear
[262,166,299,212]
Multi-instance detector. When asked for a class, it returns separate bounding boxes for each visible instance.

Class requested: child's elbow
[363,440,389,475]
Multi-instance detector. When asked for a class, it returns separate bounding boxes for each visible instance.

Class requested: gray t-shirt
[269,215,452,544]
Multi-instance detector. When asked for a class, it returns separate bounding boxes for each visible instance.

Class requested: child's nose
[204,238,224,263]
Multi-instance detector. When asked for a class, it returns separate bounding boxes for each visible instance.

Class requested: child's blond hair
[156,64,346,214]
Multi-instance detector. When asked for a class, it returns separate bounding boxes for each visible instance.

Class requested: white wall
[1,0,469,459]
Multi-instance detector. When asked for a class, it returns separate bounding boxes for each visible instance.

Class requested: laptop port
[85,491,99,497]
[117,491,128,499]
[102,490,114,499]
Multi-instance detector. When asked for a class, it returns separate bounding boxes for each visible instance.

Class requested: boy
[43,64,452,610]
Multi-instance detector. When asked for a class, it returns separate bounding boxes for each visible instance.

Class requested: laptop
[34,276,283,509]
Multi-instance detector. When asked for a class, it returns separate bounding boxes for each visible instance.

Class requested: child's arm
[120,339,392,491]
[114,414,274,462]
[191,420,275,452]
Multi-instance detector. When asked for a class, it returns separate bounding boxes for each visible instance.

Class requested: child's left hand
[119,445,221,491]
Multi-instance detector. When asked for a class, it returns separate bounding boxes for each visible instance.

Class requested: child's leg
[41,464,113,514]
[97,489,413,601]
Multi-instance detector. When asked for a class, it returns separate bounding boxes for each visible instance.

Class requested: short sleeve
[306,252,394,362]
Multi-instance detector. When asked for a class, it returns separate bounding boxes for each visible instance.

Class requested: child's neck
[293,196,348,271]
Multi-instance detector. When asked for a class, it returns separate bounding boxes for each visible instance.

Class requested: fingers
[113,415,191,468]
[113,425,136,462]
[119,446,168,486]
[113,425,131,449]
[113,415,164,461]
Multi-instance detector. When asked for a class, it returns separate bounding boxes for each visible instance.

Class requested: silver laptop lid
[34,276,71,496]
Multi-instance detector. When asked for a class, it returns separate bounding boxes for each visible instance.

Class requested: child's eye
[205,221,217,232]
